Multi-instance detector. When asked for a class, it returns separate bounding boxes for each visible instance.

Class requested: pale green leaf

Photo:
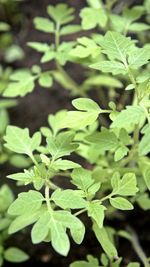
[60,25,81,35]
[4,248,29,263]
[110,197,133,210]
[90,61,127,75]
[71,167,94,191]
[50,220,70,256]
[31,211,50,244]
[8,190,44,215]
[34,17,54,32]
[111,173,138,196]
[4,126,41,156]
[93,224,118,259]
[111,106,145,128]
[88,203,106,228]
[80,7,107,30]
[51,189,87,209]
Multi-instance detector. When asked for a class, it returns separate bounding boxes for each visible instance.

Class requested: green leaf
[93,224,118,259]
[80,7,107,30]
[88,203,106,228]
[51,189,87,209]
[128,47,150,69]
[87,128,119,151]
[143,167,150,190]
[39,72,53,88]
[98,31,134,64]
[70,37,101,59]
[84,75,123,88]
[110,197,133,210]
[70,224,85,244]
[33,17,54,33]
[48,109,67,135]
[46,132,78,160]
[0,185,14,212]
[28,42,50,52]
[139,126,150,155]
[71,167,94,191]
[90,61,127,75]
[50,220,70,256]
[8,190,44,215]
[9,209,44,234]
[114,146,128,162]
[31,211,50,244]
[47,4,74,25]
[3,70,36,97]
[4,126,41,156]
[52,159,80,170]
[111,106,145,128]
[111,172,138,196]
[60,25,81,35]
[129,22,150,32]
[62,110,99,129]
[72,98,100,112]
[4,248,29,263]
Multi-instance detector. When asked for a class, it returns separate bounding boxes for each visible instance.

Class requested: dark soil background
[0,0,150,266]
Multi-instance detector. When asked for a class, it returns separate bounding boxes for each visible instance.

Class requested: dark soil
[0,0,149,266]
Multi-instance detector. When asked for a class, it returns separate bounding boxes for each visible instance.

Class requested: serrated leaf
[8,209,44,234]
[46,132,78,160]
[62,111,100,129]
[3,70,36,97]
[111,173,138,196]
[110,197,133,210]
[99,31,134,64]
[87,128,119,151]
[8,190,44,215]
[90,61,127,75]
[70,37,101,59]
[51,189,87,209]
[128,47,150,69]
[80,7,107,30]
[47,4,74,25]
[111,106,145,128]
[4,126,41,156]
[71,167,94,191]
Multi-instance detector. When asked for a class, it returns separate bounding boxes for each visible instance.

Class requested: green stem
[74,208,87,217]
[29,153,38,167]
[56,62,86,97]
[45,184,53,214]
[54,22,86,97]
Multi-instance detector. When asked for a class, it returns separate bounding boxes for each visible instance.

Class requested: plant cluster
[0,0,150,266]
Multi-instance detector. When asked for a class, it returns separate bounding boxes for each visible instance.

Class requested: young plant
[1,0,150,266]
